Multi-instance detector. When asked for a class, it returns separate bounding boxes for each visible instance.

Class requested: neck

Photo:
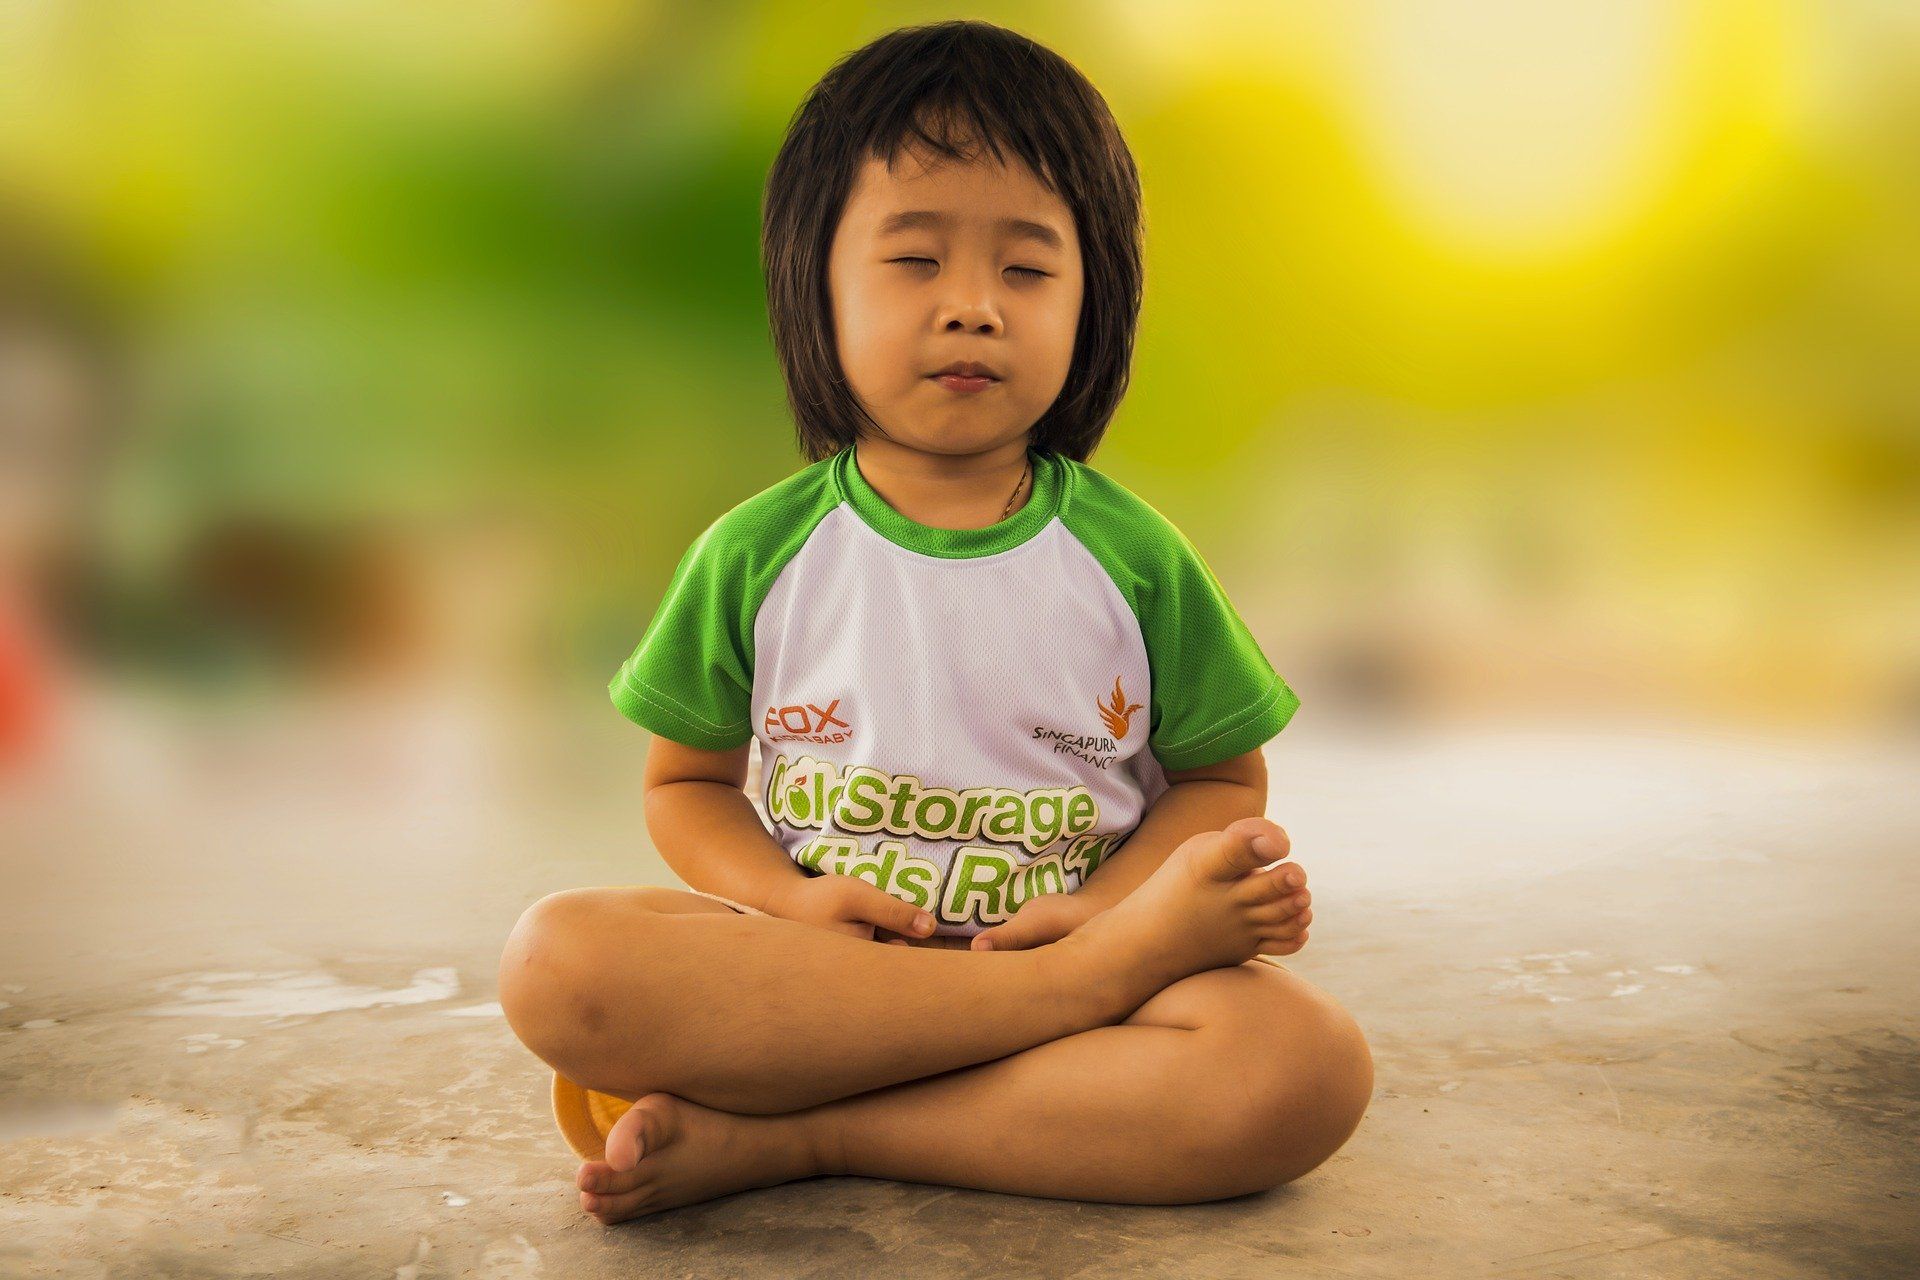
[851,436,1034,531]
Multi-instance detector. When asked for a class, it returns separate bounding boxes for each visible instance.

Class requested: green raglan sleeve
[608,518,756,751]
[1141,524,1300,773]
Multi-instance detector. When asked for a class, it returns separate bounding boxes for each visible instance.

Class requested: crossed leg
[500,863,1372,1220]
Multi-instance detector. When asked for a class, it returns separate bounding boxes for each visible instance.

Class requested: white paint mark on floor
[394,1235,432,1280]
[138,967,460,1023]
[477,1233,542,1277]
[180,1032,247,1053]
[19,1019,61,1030]
[1653,964,1698,975]
[442,1001,502,1018]
[1609,983,1646,998]
[440,1190,470,1207]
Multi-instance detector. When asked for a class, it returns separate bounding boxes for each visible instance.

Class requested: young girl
[500,19,1371,1223]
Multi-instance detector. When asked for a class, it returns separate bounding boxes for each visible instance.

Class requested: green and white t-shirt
[610,444,1299,939]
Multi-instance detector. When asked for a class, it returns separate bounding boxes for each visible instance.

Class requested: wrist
[1069,883,1123,916]
[759,873,810,919]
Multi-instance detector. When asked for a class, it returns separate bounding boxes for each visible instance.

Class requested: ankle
[792,1109,849,1178]
[1039,925,1154,1025]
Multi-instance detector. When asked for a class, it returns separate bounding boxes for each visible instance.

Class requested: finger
[858,889,936,939]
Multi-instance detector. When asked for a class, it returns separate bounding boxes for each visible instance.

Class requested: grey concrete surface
[2,688,1916,1278]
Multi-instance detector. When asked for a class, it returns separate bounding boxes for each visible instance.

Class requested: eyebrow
[874,209,1066,252]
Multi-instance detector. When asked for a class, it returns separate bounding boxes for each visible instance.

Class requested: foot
[1060,816,1311,993]
[575,1092,824,1224]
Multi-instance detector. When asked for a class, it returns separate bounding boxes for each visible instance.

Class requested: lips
[929,372,998,393]
[929,361,1001,381]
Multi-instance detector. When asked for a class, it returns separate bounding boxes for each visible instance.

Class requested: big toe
[1223,816,1290,864]
[604,1093,683,1173]
[1190,819,1283,883]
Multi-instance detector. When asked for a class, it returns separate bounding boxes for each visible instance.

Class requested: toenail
[1284,870,1302,887]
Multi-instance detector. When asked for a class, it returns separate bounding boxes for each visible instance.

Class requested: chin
[934,428,1025,456]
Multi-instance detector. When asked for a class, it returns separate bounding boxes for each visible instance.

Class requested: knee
[1197,975,1374,1194]
[497,887,650,1067]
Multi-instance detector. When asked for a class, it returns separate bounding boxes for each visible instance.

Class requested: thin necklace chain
[1001,455,1031,519]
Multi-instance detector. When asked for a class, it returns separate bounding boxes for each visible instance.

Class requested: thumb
[852,883,937,938]
[971,919,1033,952]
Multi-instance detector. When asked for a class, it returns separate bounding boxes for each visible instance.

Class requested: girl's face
[827,145,1084,458]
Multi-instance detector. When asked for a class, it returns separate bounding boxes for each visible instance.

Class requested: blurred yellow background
[3,0,1917,762]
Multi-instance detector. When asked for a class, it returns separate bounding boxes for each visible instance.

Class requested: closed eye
[891,257,1050,280]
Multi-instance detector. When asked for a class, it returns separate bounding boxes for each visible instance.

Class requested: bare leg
[499,816,1310,1115]
[572,960,1372,1221]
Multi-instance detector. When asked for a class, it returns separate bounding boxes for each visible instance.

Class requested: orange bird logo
[1096,676,1144,738]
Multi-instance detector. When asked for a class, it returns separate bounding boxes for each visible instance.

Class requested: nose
[939,303,997,335]
[936,262,1002,335]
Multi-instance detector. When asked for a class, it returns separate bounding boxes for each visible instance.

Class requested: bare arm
[1074,747,1270,911]
[641,736,810,914]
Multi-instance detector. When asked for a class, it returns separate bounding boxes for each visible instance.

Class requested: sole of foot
[1063,815,1311,991]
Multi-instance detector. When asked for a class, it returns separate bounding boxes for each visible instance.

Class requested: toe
[1243,864,1304,904]
[578,1158,644,1195]
[1225,816,1290,863]
[1194,823,1280,883]
[603,1103,644,1173]
[603,1093,685,1174]
[1251,891,1310,924]
[583,1185,653,1225]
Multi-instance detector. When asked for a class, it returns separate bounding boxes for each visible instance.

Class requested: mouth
[927,362,1001,393]
[928,372,999,393]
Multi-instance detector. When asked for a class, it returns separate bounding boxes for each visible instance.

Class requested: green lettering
[1029,793,1063,850]
[944,847,1014,922]
[1066,791,1097,835]
[837,770,888,828]
[887,779,918,830]
[985,794,1025,841]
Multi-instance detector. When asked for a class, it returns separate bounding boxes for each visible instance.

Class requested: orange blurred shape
[0,585,58,775]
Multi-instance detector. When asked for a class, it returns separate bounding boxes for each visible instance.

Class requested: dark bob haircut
[761,20,1144,465]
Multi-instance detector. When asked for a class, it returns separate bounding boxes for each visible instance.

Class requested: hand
[969,891,1106,951]
[764,874,938,945]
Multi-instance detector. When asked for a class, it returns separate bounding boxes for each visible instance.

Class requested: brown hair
[761,20,1144,464]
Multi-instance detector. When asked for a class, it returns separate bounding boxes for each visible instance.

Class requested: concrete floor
[2,686,1916,1278]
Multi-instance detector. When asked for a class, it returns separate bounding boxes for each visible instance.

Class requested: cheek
[832,284,888,365]
[1034,281,1083,367]
[1053,276,1086,336]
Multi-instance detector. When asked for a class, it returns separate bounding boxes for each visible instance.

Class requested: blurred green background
[3,0,1917,751]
